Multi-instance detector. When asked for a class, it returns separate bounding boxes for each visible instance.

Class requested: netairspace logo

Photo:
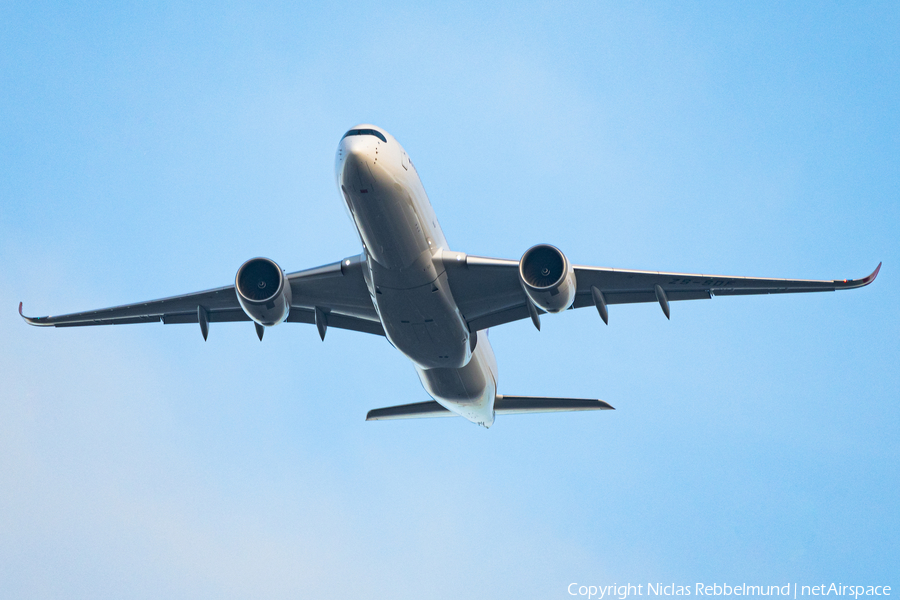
[566,583,892,600]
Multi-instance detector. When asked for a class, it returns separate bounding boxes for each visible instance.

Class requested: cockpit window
[341,128,387,143]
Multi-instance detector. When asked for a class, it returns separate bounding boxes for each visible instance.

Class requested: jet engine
[518,244,577,313]
[235,257,293,326]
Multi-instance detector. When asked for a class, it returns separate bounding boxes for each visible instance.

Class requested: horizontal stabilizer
[366,401,457,420]
[365,395,614,421]
[494,395,614,414]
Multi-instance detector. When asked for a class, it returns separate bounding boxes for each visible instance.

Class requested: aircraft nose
[342,137,374,165]
[339,137,377,187]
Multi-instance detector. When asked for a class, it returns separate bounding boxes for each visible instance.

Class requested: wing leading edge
[19,254,385,337]
[442,254,881,331]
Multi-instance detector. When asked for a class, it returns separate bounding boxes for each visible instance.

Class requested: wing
[20,253,384,337]
[441,251,881,331]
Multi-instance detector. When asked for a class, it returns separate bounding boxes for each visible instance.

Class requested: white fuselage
[335,125,498,427]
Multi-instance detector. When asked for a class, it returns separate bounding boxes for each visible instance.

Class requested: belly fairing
[373,268,471,369]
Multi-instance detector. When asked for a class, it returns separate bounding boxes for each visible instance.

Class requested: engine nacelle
[235,257,293,326]
[518,244,577,313]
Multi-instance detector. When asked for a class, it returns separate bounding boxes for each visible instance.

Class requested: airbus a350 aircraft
[21,125,881,427]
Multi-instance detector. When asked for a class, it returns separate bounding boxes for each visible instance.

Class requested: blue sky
[1,2,897,598]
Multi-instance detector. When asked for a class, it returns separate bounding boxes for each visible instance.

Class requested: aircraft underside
[19,124,880,427]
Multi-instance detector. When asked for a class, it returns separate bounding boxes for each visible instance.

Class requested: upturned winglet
[838,262,881,289]
[863,262,882,285]
[18,302,50,326]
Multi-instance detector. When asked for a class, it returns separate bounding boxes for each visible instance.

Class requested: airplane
[20,124,881,428]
